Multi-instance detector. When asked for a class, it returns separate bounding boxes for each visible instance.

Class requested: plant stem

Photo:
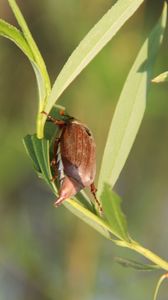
[58,198,168,272]
[116,240,168,271]
[153,273,168,300]
[36,109,46,139]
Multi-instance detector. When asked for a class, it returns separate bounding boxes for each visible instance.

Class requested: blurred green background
[0,0,168,299]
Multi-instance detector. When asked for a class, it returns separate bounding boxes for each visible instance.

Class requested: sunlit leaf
[0,19,33,61]
[44,0,144,116]
[8,0,50,94]
[101,184,130,241]
[98,3,167,194]
[7,0,51,138]
[152,71,168,83]
[64,199,115,240]
[0,19,48,118]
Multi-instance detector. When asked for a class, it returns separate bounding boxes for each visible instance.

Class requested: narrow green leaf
[23,135,41,173]
[44,0,144,116]
[31,61,48,107]
[75,191,95,212]
[0,19,34,61]
[0,18,48,135]
[98,3,167,194]
[0,17,49,114]
[114,257,161,271]
[23,134,59,195]
[152,71,168,83]
[63,199,115,240]
[41,139,54,182]
[8,0,51,95]
[7,0,51,138]
[30,136,51,187]
[101,183,130,241]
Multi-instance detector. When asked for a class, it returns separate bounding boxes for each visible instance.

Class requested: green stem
[36,111,45,139]
[57,198,168,272]
[116,240,168,272]
[153,273,168,300]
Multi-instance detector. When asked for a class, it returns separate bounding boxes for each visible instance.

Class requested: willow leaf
[43,0,144,117]
[98,3,167,194]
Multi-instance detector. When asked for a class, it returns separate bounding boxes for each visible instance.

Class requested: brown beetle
[42,111,102,212]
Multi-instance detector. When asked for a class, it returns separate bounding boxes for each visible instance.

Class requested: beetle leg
[41,111,65,126]
[90,183,103,214]
[50,159,58,182]
[50,138,60,182]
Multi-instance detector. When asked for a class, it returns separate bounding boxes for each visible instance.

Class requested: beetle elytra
[42,111,102,213]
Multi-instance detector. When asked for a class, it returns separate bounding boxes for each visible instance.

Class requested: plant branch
[116,240,168,272]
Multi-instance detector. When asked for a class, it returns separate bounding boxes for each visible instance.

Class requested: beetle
[42,111,102,212]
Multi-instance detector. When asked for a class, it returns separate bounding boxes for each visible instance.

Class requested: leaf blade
[0,19,34,61]
[152,71,168,83]
[114,257,161,271]
[44,0,144,114]
[64,199,114,240]
[101,183,130,241]
[0,18,48,135]
[7,0,51,138]
[98,3,167,194]
[23,135,41,173]
[8,0,51,94]
[31,136,52,187]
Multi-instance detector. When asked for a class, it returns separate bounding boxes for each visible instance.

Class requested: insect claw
[50,175,57,182]
[98,206,104,217]
[59,110,65,116]
[41,110,48,116]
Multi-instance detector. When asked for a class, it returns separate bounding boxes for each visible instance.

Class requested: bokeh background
[0,0,168,299]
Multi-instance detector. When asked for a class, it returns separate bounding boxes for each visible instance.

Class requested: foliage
[0,1,168,299]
